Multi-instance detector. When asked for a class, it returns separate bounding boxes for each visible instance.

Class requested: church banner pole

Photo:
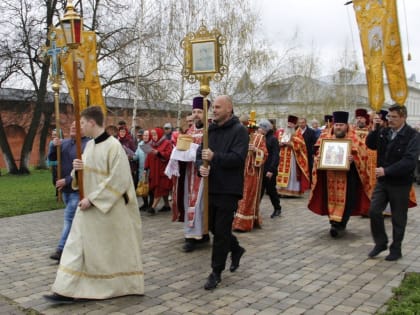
[59,0,84,198]
[181,23,227,234]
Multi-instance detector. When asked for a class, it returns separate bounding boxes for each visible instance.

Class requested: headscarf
[151,127,165,147]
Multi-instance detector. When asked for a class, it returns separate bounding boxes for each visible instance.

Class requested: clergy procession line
[40,96,419,305]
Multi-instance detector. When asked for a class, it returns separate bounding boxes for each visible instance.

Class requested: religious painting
[318,139,351,171]
[192,40,216,73]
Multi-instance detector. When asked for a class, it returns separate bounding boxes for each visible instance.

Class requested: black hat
[324,115,333,123]
[379,110,388,122]
[192,96,211,110]
[332,111,349,124]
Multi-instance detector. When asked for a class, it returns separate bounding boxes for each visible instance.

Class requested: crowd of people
[44,98,420,301]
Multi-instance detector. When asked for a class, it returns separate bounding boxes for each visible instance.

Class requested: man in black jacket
[258,119,281,218]
[366,104,420,261]
[197,95,249,290]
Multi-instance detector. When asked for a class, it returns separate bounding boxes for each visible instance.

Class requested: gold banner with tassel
[353,0,386,111]
[55,28,106,114]
[353,0,407,110]
[383,0,408,105]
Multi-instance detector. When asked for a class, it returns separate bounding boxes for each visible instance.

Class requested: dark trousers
[209,194,241,273]
[369,181,411,254]
[260,173,281,211]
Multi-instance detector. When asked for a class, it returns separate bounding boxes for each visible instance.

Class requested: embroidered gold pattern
[58,265,144,279]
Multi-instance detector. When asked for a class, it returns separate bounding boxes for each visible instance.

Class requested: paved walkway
[1,186,420,315]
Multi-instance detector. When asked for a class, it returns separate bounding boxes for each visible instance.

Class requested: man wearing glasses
[366,104,420,261]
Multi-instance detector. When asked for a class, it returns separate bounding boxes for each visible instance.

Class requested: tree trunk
[0,115,19,174]
[37,110,53,169]
[19,66,50,174]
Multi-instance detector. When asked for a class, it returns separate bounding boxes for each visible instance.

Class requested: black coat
[196,116,249,198]
[264,129,280,174]
[366,124,420,185]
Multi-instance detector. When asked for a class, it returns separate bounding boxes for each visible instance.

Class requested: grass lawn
[380,272,420,314]
[0,168,64,217]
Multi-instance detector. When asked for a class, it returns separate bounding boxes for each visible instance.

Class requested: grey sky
[256,0,420,80]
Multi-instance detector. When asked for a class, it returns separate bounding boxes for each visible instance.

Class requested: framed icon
[318,139,352,170]
[192,40,216,73]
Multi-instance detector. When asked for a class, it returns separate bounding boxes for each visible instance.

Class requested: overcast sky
[255,0,420,81]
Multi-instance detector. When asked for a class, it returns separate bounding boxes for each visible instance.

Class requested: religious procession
[1,0,420,314]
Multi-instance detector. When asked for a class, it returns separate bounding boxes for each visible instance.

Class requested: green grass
[0,168,64,217]
[379,272,420,315]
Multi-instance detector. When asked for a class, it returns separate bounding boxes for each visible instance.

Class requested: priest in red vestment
[276,115,310,197]
[308,111,372,238]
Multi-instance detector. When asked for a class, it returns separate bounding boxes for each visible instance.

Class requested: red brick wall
[0,102,185,169]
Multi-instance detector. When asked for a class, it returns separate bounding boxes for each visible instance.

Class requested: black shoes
[385,252,402,261]
[204,272,221,290]
[159,206,171,212]
[139,204,148,211]
[43,293,75,303]
[329,226,339,238]
[182,240,196,252]
[368,245,387,258]
[146,207,156,215]
[270,208,281,218]
[49,250,62,261]
[230,247,245,272]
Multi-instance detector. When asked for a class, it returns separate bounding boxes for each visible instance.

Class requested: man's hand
[73,159,83,170]
[199,165,210,177]
[78,198,91,211]
[266,171,273,179]
[375,167,385,178]
[201,148,214,161]
[55,178,66,191]
[52,137,62,146]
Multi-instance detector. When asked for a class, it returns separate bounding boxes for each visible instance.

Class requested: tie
[391,131,397,140]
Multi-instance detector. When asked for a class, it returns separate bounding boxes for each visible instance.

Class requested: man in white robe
[44,106,144,302]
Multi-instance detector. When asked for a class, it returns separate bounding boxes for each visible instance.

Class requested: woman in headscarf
[118,126,137,187]
[134,129,151,211]
[144,127,173,215]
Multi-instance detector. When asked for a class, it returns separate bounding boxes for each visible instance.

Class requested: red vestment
[232,133,267,232]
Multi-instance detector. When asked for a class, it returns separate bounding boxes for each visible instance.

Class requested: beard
[334,129,346,138]
[195,120,203,129]
[287,127,296,136]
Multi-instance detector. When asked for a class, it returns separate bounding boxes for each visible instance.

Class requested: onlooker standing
[366,104,420,261]
[197,95,248,290]
[47,129,59,194]
[133,129,148,211]
[163,122,173,140]
[145,127,173,214]
[48,122,89,261]
[258,119,282,218]
[311,119,321,139]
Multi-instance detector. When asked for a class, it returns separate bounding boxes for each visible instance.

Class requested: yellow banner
[383,0,407,105]
[353,0,407,111]
[54,28,106,114]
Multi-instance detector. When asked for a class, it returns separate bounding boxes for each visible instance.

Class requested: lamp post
[59,0,85,198]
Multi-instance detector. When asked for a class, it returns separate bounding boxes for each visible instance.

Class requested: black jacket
[196,115,248,198]
[264,129,280,174]
[366,124,420,185]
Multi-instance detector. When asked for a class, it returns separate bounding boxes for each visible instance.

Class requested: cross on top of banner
[47,31,67,77]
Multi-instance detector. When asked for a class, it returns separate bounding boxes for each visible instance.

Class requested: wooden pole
[72,51,84,199]
[200,77,210,234]
[52,82,62,203]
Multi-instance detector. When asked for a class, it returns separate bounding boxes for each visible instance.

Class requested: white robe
[52,135,144,299]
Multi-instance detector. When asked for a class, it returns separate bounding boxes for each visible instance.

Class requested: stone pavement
[1,186,420,315]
